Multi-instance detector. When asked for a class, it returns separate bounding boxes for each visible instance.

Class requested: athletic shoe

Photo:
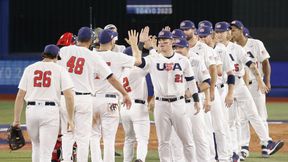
[240,146,249,161]
[261,145,269,158]
[267,140,284,156]
[115,151,121,156]
[135,159,143,162]
[232,152,240,162]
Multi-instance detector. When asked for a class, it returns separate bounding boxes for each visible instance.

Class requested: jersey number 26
[34,70,51,87]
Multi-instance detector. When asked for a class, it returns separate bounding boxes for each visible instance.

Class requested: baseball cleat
[134,159,143,162]
[115,151,121,156]
[240,146,249,161]
[261,145,269,158]
[267,140,284,156]
[232,152,240,162]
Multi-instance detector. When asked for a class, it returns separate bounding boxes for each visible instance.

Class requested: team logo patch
[175,39,180,43]
[231,21,236,24]
[159,31,164,36]
[200,28,205,32]
[216,24,221,28]
[180,22,185,27]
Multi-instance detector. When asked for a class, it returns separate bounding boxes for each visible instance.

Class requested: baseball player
[58,27,131,162]
[169,37,212,162]
[137,30,200,162]
[104,24,126,52]
[89,29,143,162]
[12,44,75,162]
[180,20,231,162]
[199,23,238,160]
[230,20,274,159]
[119,27,153,162]
[50,32,77,162]
[215,21,284,161]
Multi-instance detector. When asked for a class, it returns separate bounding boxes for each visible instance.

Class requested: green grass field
[0,150,288,162]
[1,100,288,162]
[0,100,288,124]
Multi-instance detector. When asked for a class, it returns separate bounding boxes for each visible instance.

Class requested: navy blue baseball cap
[173,38,189,48]
[215,21,231,32]
[99,29,118,44]
[198,20,213,29]
[197,26,213,37]
[180,20,196,30]
[123,47,132,56]
[230,20,244,30]
[172,29,186,39]
[77,27,93,41]
[43,44,59,56]
[157,30,173,39]
[243,27,252,38]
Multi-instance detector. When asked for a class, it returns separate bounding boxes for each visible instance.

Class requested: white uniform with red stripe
[226,42,271,154]
[190,41,230,162]
[170,52,212,162]
[90,50,135,162]
[58,45,112,162]
[18,61,73,162]
[120,66,150,162]
[240,38,271,149]
[139,51,198,162]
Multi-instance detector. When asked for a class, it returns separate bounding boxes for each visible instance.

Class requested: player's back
[189,41,216,68]
[58,45,99,93]
[93,50,135,94]
[124,66,148,100]
[20,61,73,104]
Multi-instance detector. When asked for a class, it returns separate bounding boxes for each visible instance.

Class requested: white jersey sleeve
[256,40,270,62]
[18,66,29,91]
[116,52,135,68]
[92,53,113,80]
[60,67,74,91]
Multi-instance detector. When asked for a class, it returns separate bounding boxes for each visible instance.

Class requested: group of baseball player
[12,19,284,162]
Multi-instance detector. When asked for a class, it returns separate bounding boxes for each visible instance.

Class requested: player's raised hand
[139,26,150,43]
[194,102,200,115]
[123,94,132,109]
[127,30,139,46]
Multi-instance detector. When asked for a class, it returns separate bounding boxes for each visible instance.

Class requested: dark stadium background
[0,0,287,95]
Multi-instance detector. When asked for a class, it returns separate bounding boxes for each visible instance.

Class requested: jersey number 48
[67,56,85,75]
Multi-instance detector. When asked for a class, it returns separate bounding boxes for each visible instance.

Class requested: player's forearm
[217,64,223,77]
[209,65,217,91]
[199,81,210,92]
[249,63,262,82]
[262,59,271,84]
[209,65,217,86]
[108,75,129,97]
[13,89,26,123]
[243,69,249,85]
[131,39,142,66]
[226,72,235,96]
[203,88,210,102]
[187,79,199,95]
[63,88,75,122]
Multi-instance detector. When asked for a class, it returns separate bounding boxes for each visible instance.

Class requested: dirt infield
[1,123,287,152]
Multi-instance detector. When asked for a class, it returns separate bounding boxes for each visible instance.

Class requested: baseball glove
[7,125,25,150]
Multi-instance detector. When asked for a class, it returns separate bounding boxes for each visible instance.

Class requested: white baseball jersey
[18,61,74,104]
[226,42,252,77]
[123,67,148,100]
[139,52,196,97]
[243,38,270,80]
[188,52,210,83]
[112,44,126,53]
[214,43,235,85]
[93,50,135,94]
[58,45,112,93]
[189,41,216,69]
